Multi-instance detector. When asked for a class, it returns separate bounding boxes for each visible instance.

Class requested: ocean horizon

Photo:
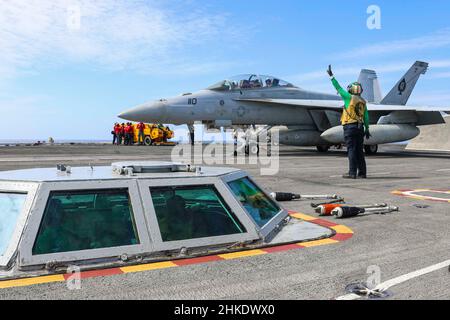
[0,139,110,145]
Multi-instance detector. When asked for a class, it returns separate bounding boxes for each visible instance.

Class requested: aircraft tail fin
[358,69,383,103]
[380,61,428,105]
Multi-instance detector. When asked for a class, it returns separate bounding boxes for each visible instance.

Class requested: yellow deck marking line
[290,212,316,221]
[218,249,266,260]
[299,238,339,247]
[120,261,177,273]
[0,275,64,289]
[331,225,354,234]
[0,213,352,289]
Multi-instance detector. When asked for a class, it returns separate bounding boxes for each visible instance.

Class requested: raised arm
[363,107,370,131]
[327,65,352,107]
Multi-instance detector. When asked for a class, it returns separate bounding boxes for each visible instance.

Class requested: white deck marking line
[407,148,450,152]
[335,293,361,300]
[436,169,450,172]
[330,172,391,178]
[336,259,450,300]
[402,190,450,201]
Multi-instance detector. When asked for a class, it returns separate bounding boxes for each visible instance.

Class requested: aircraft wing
[236,98,343,109]
[236,98,450,113]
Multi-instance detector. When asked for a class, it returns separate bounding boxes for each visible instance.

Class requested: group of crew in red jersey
[112,122,146,145]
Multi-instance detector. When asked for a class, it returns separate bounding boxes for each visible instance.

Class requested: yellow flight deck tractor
[132,123,175,146]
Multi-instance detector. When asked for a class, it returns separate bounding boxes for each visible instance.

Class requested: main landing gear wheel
[250,144,260,156]
[245,144,260,156]
[316,145,330,153]
[144,136,153,146]
[364,144,378,155]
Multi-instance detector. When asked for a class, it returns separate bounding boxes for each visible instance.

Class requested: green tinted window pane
[33,189,139,255]
[228,178,280,227]
[151,185,246,242]
[0,193,27,256]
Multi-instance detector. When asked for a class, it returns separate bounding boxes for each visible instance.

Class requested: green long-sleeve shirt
[331,77,370,131]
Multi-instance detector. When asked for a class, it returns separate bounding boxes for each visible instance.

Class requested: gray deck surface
[0,144,449,300]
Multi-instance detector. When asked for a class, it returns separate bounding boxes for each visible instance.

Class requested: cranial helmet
[347,82,363,95]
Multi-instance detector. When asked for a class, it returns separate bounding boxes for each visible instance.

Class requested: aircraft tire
[144,136,153,146]
[316,145,330,153]
[249,143,259,156]
[364,144,378,155]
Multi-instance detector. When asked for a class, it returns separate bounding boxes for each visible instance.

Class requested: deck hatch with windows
[0,161,334,280]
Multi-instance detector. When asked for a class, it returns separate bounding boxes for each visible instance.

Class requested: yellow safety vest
[341,95,367,126]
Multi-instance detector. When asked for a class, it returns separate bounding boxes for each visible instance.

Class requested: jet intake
[321,124,420,145]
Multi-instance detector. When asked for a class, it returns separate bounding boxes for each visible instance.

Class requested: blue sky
[1,0,450,141]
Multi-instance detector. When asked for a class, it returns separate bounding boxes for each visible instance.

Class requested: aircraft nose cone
[118,101,167,122]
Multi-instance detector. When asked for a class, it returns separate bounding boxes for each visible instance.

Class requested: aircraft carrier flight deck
[0,144,448,300]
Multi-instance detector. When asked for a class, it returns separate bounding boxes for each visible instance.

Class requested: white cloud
[288,59,450,85]
[429,71,450,79]
[337,28,450,60]
[409,91,450,107]
[286,59,450,107]
[431,60,450,68]
[0,0,239,78]
[287,62,412,84]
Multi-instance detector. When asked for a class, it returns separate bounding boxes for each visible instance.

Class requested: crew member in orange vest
[113,123,121,145]
[112,123,118,145]
[129,123,135,145]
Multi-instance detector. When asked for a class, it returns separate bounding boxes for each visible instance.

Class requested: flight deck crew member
[123,123,128,145]
[119,123,125,145]
[124,123,131,145]
[327,65,371,179]
[129,123,135,145]
[113,123,121,145]
[137,122,145,145]
[112,123,118,145]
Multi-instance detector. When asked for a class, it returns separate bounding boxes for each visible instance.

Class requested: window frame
[0,181,38,268]
[221,172,288,240]
[138,177,259,251]
[19,180,151,267]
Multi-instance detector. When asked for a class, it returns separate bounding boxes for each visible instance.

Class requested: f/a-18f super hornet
[119,61,450,154]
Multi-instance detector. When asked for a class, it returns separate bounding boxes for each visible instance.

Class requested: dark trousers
[138,131,144,144]
[125,133,132,145]
[112,133,117,145]
[344,123,367,176]
[118,133,123,145]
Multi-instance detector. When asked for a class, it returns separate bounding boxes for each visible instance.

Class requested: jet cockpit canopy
[207,74,294,91]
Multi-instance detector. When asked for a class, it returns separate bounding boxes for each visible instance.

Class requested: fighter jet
[119,61,450,154]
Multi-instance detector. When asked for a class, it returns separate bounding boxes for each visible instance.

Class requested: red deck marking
[63,267,123,280]
[172,255,224,266]
[1,212,353,290]
[262,243,301,253]
[311,218,339,228]
[330,233,353,241]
